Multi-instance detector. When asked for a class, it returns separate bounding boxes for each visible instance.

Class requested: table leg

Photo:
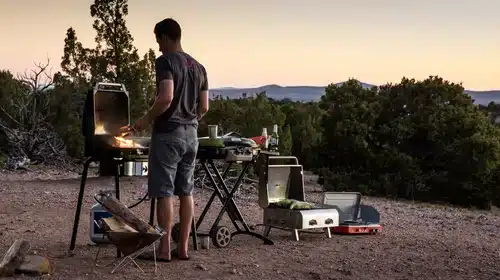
[200,161,240,231]
[207,159,274,246]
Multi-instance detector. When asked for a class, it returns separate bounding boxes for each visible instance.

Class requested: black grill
[81,83,150,154]
[81,82,150,175]
[70,82,152,253]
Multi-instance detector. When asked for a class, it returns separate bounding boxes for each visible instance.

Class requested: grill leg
[114,163,120,200]
[325,227,332,239]
[115,161,121,258]
[69,158,92,251]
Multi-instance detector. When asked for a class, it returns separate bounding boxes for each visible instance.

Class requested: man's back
[153,51,207,133]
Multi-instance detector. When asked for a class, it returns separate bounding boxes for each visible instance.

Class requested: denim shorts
[148,124,199,197]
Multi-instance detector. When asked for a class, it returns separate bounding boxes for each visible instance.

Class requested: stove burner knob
[325,218,333,225]
[309,220,318,226]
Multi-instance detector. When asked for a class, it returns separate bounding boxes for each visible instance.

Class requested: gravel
[0,166,499,280]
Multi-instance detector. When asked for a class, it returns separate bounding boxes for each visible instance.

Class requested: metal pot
[123,162,134,176]
[121,161,148,176]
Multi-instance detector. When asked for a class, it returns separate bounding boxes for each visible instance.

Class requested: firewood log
[98,193,154,234]
[0,239,30,277]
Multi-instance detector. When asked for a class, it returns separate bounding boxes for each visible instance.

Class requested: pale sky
[0,0,498,90]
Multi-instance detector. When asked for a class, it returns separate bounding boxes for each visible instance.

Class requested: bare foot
[174,248,190,260]
[157,251,171,260]
[158,240,171,260]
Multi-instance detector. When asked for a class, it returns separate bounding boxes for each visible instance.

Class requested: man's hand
[119,125,133,136]
[132,114,150,132]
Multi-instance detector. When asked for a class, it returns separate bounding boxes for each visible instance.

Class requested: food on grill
[271,199,312,210]
[114,136,144,149]
[273,199,293,208]
[290,201,312,210]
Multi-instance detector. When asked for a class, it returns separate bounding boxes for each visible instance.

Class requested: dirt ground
[1,166,499,280]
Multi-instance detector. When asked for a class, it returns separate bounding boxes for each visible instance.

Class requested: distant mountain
[210,82,500,106]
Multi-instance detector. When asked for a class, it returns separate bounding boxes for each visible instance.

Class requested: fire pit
[70,82,151,253]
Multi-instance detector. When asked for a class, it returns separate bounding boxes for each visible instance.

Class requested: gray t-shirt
[153,52,208,133]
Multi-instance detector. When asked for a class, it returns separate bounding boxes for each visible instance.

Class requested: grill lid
[258,163,305,208]
[93,82,130,136]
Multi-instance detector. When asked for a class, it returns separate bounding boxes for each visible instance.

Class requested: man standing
[130,18,209,261]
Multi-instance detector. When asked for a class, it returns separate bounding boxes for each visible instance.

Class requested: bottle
[269,124,279,152]
[89,202,113,245]
[261,128,269,150]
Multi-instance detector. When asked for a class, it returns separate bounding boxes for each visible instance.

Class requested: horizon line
[211,81,499,92]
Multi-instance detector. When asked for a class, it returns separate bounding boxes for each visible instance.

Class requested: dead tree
[0,58,68,169]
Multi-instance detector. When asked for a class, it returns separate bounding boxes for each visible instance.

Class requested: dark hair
[154,18,181,42]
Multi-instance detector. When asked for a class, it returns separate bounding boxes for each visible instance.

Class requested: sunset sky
[0,0,498,90]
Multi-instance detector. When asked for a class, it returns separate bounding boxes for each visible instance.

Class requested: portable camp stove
[258,156,339,241]
[322,192,383,235]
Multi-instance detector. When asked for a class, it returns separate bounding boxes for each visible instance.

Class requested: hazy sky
[0,0,498,90]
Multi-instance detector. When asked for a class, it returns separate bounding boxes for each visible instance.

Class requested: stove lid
[322,192,361,223]
[93,82,130,135]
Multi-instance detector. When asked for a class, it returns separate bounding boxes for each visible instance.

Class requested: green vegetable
[290,201,312,210]
[274,199,293,208]
[273,199,312,210]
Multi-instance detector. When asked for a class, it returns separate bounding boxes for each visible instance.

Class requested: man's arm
[145,56,174,123]
[197,67,209,120]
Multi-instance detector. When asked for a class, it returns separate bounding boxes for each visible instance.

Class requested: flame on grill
[95,123,143,148]
[114,136,144,149]
[95,124,106,135]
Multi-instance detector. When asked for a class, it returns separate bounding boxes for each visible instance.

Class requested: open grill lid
[258,156,306,208]
[93,82,130,136]
[82,82,149,151]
